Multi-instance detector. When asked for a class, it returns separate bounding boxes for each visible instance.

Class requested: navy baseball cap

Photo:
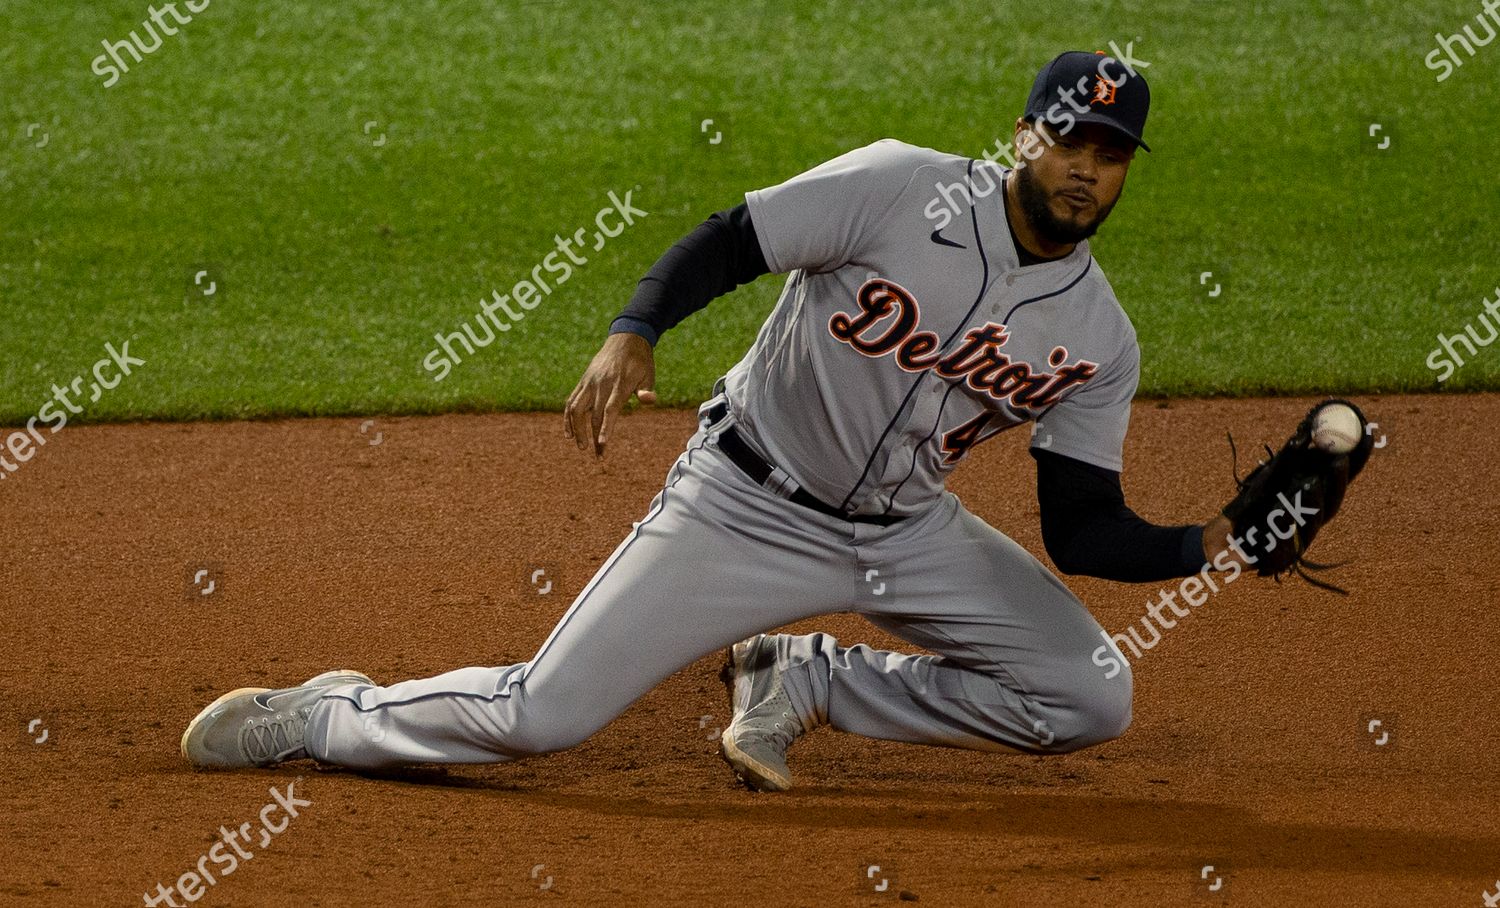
[1023,50,1151,152]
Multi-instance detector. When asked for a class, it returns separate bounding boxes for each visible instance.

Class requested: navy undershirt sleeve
[609,203,769,346]
[1034,448,1207,582]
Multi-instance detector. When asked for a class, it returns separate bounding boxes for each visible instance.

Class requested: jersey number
[939,413,994,464]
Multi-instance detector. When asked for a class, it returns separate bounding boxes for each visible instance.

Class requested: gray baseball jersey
[729,138,1139,517]
[300,139,1137,772]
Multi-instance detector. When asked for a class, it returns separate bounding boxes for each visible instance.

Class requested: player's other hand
[564,332,657,458]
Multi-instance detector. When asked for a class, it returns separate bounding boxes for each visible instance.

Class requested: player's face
[1012,120,1135,245]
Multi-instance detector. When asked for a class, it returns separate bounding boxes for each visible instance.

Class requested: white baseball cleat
[181,670,373,769]
[719,635,818,792]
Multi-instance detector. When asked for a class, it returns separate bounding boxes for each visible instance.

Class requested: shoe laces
[741,686,807,755]
[240,706,310,763]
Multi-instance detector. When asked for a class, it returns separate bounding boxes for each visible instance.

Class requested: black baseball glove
[1220,399,1376,592]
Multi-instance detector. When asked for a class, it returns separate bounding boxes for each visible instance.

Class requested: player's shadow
[342,767,1498,879]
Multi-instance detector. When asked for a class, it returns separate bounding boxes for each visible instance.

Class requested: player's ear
[1014,117,1047,155]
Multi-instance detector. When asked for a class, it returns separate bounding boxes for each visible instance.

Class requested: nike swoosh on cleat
[252,690,302,711]
[929,227,965,249]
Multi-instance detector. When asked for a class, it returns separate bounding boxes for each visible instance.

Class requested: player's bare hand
[1202,513,1250,570]
[564,332,657,458]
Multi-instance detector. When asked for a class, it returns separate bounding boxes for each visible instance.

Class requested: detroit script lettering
[828,278,1098,409]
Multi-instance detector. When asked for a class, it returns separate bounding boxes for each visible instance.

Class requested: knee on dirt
[491,708,597,757]
[1029,669,1134,754]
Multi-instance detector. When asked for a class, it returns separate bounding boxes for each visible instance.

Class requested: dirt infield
[3,395,1496,907]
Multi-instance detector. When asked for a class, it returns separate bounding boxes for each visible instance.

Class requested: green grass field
[3,0,1497,424]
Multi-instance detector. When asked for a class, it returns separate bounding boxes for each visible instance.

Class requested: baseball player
[180,52,1296,791]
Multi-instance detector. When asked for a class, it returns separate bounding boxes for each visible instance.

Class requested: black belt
[705,403,905,527]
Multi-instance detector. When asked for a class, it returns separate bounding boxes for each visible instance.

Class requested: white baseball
[1311,403,1362,455]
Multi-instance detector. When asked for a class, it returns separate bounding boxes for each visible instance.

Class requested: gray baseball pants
[305,405,1131,768]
